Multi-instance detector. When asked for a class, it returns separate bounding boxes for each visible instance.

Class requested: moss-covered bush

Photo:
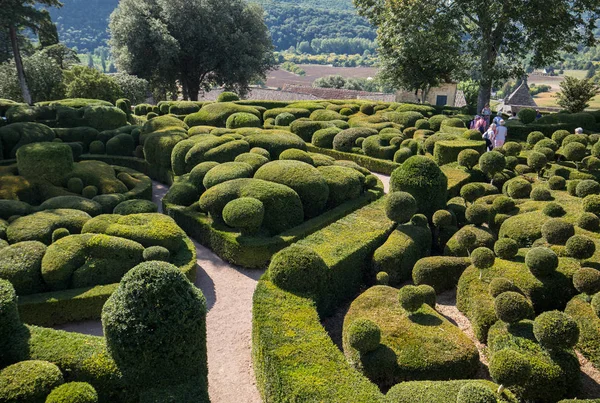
[530,187,552,201]
[279,148,314,165]
[527,131,546,146]
[479,151,506,180]
[184,102,259,127]
[549,175,567,190]
[578,212,600,231]
[0,240,46,295]
[202,161,254,189]
[113,199,157,215]
[7,209,91,245]
[217,92,239,102]
[533,310,579,350]
[268,244,328,297]
[347,318,381,353]
[222,197,265,234]
[492,196,516,214]
[543,202,566,217]
[525,247,559,278]
[82,186,98,199]
[494,291,534,323]
[332,127,378,152]
[489,277,520,298]
[0,360,64,403]
[541,218,575,245]
[226,112,262,129]
[105,133,135,157]
[504,177,532,199]
[16,142,74,185]
[316,165,364,208]
[583,194,600,215]
[456,383,497,403]
[465,204,489,225]
[45,382,98,403]
[488,349,531,391]
[494,238,518,260]
[274,112,296,126]
[39,196,103,217]
[576,179,600,198]
[102,261,207,394]
[142,245,170,262]
[565,234,596,260]
[386,191,417,223]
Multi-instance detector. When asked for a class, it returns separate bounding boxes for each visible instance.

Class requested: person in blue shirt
[493,111,503,126]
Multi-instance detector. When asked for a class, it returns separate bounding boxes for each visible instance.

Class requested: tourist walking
[494,120,507,148]
[483,123,496,151]
[481,103,492,129]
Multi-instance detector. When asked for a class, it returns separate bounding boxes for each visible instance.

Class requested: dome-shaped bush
[578,212,600,231]
[548,175,566,190]
[494,291,534,323]
[347,318,381,353]
[479,151,506,179]
[465,204,489,226]
[592,293,600,318]
[535,138,559,152]
[525,247,559,277]
[573,268,600,295]
[52,228,70,243]
[567,180,581,196]
[527,152,547,175]
[456,383,497,403]
[274,112,296,126]
[541,218,575,245]
[222,197,265,234]
[432,210,453,228]
[552,130,570,145]
[279,149,314,165]
[390,156,448,219]
[67,177,84,194]
[0,279,28,366]
[113,199,158,215]
[565,234,596,260]
[385,191,417,223]
[217,91,239,102]
[393,147,413,163]
[518,108,536,124]
[456,228,477,253]
[415,119,430,130]
[417,284,436,307]
[250,147,270,159]
[563,141,587,164]
[494,238,518,260]
[457,149,480,170]
[81,186,98,199]
[535,145,555,161]
[562,133,588,147]
[585,156,600,171]
[88,140,105,154]
[102,261,207,390]
[0,360,64,403]
[583,194,600,215]
[576,179,600,198]
[530,187,552,201]
[492,196,516,214]
[46,382,98,403]
[542,202,566,217]
[489,277,519,298]
[460,183,485,203]
[410,213,429,227]
[503,141,522,157]
[226,112,261,129]
[376,271,389,285]
[398,285,424,313]
[269,244,328,295]
[505,178,532,199]
[142,246,170,262]
[489,349,531,388]
[527,131,545,146]
[471,247,495,270]
[533,310,579,350]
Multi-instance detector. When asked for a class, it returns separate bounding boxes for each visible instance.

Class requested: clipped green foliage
[541,218,575,245]
[332,127,378,152]
[533,310,579,350]
[465,204,489,226]
[527,131,546,146]
[525,247,559,278]
[0,240,46,295]
[0,360,64,403]
[317,165,364,208]
[456,383,497,403]
[142,246,170,262]
[184,103,259,127]
[17,142,73,185]
[434,140,486,166]
[576,179,600,198]
[7,209,91,245]
[222,197,265,234]
[562,141,587,164]
[398,285,424,312]
[518,108,536,124]
[226,112,262,129]
[67,177,84,194]
[102,261,207,393]
[488,349,531,388]
[39,196,102,217]
[203,162,254,189]
[494,291,534,323]
[105,133,135,157]
[543,202,566,217]
[0,279,29,367]
[347,318,381,353]
[217,92,239,102]
[583,194,600,215]
[494,238,518,260]
[45,382,98,403]
[549,175,567,190]
[492,196,516,214]
[52,228,70,243]
[82,186,98,199]
[565,234,596,259]
[479,151,506,179]
[530,187,552,201]
[268,244,328,296]
[458,149,480,170]
[489,278,520,298]
[504,177,532,199]
[376,271,389,285]
[279,148,314,165]
[386,191,417,223]
[88,140,105,154]
[113,199,157,215]
[471,247,495,270]
[578,212,600,231]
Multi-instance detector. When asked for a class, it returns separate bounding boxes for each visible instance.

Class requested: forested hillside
[46,0,376,54]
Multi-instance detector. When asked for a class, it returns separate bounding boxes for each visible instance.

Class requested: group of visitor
[469,105,507,152]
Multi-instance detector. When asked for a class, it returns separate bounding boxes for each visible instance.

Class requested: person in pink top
[494,119,507,148]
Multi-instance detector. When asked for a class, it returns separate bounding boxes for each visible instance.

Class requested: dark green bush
[562,142,587,164]
[332,127,378,152]
[592,293,600,318]
[494,291,534,323]
[527,152,547,175]
[567,180,581,196]
[52,228,70,243]
[226,112,262,129]
[535,138,559,152]
[494,238,518,260]
[268,244,328,296]
[471,247,495,270]
[106,133,135,157]
[347,318,381,353]
[102,261,207,392]
[572,268,600,295]
[491,196,516,214]
[576,179,600,198]
[143,127,188,171]
[562,133,588,147]
[583,194,600,215]
[386,191,417,223]
[530,187,552,201]
[465,204,489,225]
[316,165,364,208]
[456,383,497,403]
[45,382,98,403]
[479,151,506,179]
[543,202,566,217]
[168,101,200,115]
[234,152,269,172]
[527,131,546,146]
[533,310,579,350]
[88,140,105,154]
[398,285,424,312]
[113,199,157,215]
[184,103,259,127]
[362,134,401,160]
[549,175,566,190]
[489,277,520,298]
[222,197,265,234]
[217,92,239,102]
[412,256,471,293]
[142,246,170,262]
[0,360,64,403]
[552,130,571,145]
[67,177,84,194]
[525,247,559,277]
[504,177,532,199]
[0,279,29,367]
[81,106,128,131]
[577,212,599,231]
[245,131,306,159]
[432,210,453,228]
[503,142,522,157]
[541,218,575,245]
[376,271,389,285]
[7,209,91,245]
[279,148,314,165]
[274,112,296,126]
[565,234,596,259]
[82,186,98,199]
[16,142,73,185]
[290,120,335,142]
[0,240,46,295]
[488,349,531,389]
[457,149,480,170]
[202,162,254,189]
[393,147,413,163]
[518,108,536,124]
[311,127,342,148]
[39,196,102,217]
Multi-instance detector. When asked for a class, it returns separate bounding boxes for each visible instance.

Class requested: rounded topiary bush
[492,196,516,214]
[505,178,532,199]
[393,147,413,163]
[88,140,105,154]
[465,204,489,226]
[533,310,579,350]
[432,209,453,228]
[494,238,519,260]
[565,234,596,260]
[527,131,546,146]
[494,291,534,323]
[17,142,74,185]
[0,279,29,366]
[552,130,571,145]
[457,149,480,170]
[542,202,566,217]
[548,175,566,190]
[563,141,587,164]
[222,197,265,234]
[347,318,381,353]
[268,244,328,296]
[573,268,600,295]
[460,183,485,203]
[489,349,531,390]
[417,284,436,307]
[376,271,389,285]
[0,360,64,403]
[576,179,600,198]
[81,186,98,199]
[217,91,239,102]
[489,277,519,298]
[385,191,417,224]
[471,247,495,271]
[397,285,425,313]
[279,149,314,165]
[52,228,70,243]
[390,156,448,218]
[226,112,262,129]
[113,199,158,215]
[583,194,600,215]
[518,108,537,125]
[67,177,84,194]
[45,382,98,403]
[567,180,581,197]
[456,383,497,403]
[142,246,170,262]
[527,151,547,175]
[102,261,207,390]
[525,247,559,278]
[541,218,575,245]
[578,212,600,231]
[530,187,552,201]
[274,112,296,126]
[592,293,600,318]
[456,228,477,253]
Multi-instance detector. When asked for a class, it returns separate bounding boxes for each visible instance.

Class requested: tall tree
[110,0,274,101]
[0,0,62,104]
[354,0,600,111]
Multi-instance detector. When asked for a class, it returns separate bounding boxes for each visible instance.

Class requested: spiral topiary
[525,247,558,278]
[578,212,600,231]
[548,175,566,190]
[542,202,566,217]
[385,191,417,224]
[565,234,596,260]
[489,277,519,298]
[489,349,532,393]
[494,238,518,260]
[347,318,381,353]
[541,218,575,245]
[533,310,579,350]
[494,291,534,323]
[456,383,497,403]
[268,244,328,296]
[572,268,600,296]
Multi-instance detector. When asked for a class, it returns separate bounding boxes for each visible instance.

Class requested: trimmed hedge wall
[306,144,400,175]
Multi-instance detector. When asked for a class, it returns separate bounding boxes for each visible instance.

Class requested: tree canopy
[355,0,600,110]
[109,0,275,100]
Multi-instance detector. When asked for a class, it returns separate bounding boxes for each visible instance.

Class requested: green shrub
[583,194,600,215]
[494,238,518,260]
[456,383,497,403]
[317,165,364,208]
[274,112,296,126]
[279,148,314,165]
[0,360,64,403]
[0,279,29,367]
[88,140,105,154]
[82,186,98,199]
[0,240,46,296]
[7,209,91,245]
[533,310,579,350]
[504,177,532,199]
[394,147,413,163]
[465,204,489,225]
[184,103,259,127]
[226,112,262,129]
[489,278,520,298]
[530,187,552,201]
[527,131,546,146]
[494,291,534,323]
[263,108,310,121]
[52,228,70,243]
[491,196,516,214]
[488,349,531,389]
[254,160,329,218]
[16,142,73,185]
[552,130,571,145]
[347,318,381,353]
[471,247,495,271]
[222,197,264,234]
[543,202,566,217]
[567,180,581,196]
[113,199,157,215]
[565,235,596,260]
[535,138,559,152]
[398,285,424,312]
[576,179,600,197]
[80,106,127,131]
[332,127,378,152]
[234,152,269,172]
[45,382,98,403]
[245,131,306,159]
[202,162,254,189]
[0,122,56,158]
[311,127,342,148]
[168,101,200,115]
[376,271,389,285]
[412,256,471,293]
[143,128,187,171]
[458,149,480,170]
[39,196,102,217]
[217,92,239,102]
[541,218,575,245]
[549,175,566,190]
[268,244,328,297]
[362,134,400,160]
[573,267,600,296]
[562,141,587,164]
[434,140,486,166]
[390,155,447,219]
[562,133,588,147]
[105,133,134,156]
[386,191,417,223]
[577,212,600,231]
[518,108,537,124]
[142,246,170,262]
[525,247,559,277]
[67,177,84,194]
[432,210,453,228]
[527,152,548,175]
[503,142,522,157]
[479,151,506,180]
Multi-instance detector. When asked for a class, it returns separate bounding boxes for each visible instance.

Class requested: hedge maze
[1,95,600,402]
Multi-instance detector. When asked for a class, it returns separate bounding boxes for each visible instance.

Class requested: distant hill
[46,0,375,54]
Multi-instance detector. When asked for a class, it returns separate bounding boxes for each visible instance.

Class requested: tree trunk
[9,25,32,105]
[477,79,492,114]
[187,76,200,102]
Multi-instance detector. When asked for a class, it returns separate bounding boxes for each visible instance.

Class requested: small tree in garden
[471,247,495,279]
[478,151,506,185]
[527,151,548,179]
[458,149,480,171]
[456,228,477,256]
[489,349,532,394]
[562,142,588,170]
[556,76,600,113]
